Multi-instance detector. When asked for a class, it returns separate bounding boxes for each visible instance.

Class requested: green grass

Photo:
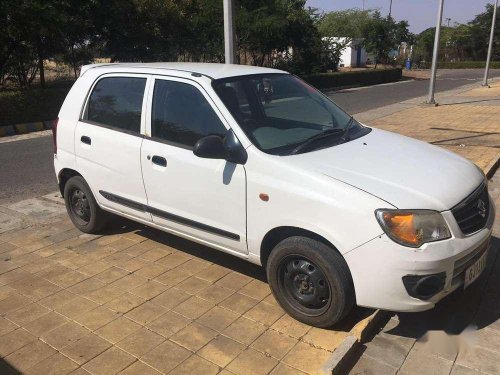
[0,80,74,126]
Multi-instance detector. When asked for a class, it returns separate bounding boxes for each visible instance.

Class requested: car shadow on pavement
[383,235,500,340]
[0,358,21,374]
[100,215,374,332]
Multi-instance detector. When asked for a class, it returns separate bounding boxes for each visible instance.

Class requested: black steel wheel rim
[277,255,332,316]
[69,188,91,225]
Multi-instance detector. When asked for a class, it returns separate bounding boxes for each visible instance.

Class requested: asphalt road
[0,69,498,205]
[330,68,500,114]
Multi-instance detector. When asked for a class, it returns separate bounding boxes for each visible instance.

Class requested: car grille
[451,182,490,235]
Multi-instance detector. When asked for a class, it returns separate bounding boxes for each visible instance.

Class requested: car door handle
[151,155,167,167]
[81,136,91,145]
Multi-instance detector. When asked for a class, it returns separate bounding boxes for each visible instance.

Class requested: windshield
[212,74,370,155]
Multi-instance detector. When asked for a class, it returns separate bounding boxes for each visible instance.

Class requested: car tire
[64,176,109,234]
[266,236,355,328]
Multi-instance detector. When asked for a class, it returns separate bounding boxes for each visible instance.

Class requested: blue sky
[306,0,493,33]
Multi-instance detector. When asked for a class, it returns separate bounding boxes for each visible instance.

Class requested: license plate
[464,251,488,289]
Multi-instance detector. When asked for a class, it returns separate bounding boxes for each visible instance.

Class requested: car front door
[75,74,152,221]
[141,76,247,254]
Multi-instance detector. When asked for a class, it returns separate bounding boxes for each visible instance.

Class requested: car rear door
[140,76,247,254]
[75,73,152,221]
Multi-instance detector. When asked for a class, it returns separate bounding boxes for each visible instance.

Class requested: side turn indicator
[259,193,269,202]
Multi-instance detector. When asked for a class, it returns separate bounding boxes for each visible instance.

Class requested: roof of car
[80,62,288,80]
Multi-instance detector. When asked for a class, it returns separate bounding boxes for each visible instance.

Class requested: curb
[323,310,389,374]
[0,120,56,138]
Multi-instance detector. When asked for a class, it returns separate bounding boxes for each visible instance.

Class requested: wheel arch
[58,168,83,197]
[260,226,342,268]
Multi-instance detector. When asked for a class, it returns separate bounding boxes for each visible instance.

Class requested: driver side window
[151,80,227,148]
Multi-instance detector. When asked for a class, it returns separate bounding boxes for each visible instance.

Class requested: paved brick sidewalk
[355,81,500,175]
[348,172,500,375]
[0,194,374,375]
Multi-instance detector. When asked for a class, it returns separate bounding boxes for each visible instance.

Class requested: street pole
[223,0,235,64]
[389,0,393,17]
[426,0,445,105]
[482,0,498,87]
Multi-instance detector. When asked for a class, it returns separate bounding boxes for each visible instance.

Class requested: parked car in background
[53,63,495,327]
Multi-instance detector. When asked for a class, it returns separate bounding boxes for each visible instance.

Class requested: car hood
[287,128,483,211]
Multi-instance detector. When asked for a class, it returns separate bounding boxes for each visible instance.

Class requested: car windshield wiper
[288,128,345,155]
[338,116,356,143]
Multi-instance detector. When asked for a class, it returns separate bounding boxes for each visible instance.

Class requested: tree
[318,9,373,38]
[468,3,500,60]
[362,12,410,67]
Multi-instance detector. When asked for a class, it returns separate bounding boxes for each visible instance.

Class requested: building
[322,37,368,68]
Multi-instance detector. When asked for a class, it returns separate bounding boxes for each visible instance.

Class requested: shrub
[303,68,402,90]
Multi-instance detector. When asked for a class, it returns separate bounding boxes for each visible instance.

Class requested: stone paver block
[169,354,220,375]
[61,333,112,365]
[456,346,500,375]
[172,295,215,319]
[119,361,161,375]
[170,322,218,351]
[105,292,146,313]
[227,347,279,375]
[244,300,285,327]
[141,340,191,374]
[125,301,167,325]
[24,352,80,375]
[130,280,169,299]
[116,327,165,357]
[302,326,350,352]
[222,316,268,345]
[270,314,311,339]
[146,310,192,338]
[23,311,70,336]
[0,328,36,357]
[74,306,119,331]
[399,348,453,375]
[270,363,307,375]
[362,334,411,369]
[281,342,331,375]
[197,306,240,332]
[152,287,191,310]
[250,329,298,360]
[215,272,253,291]
[218,292,260,314]
[349,354,397,375]
[83,346,137,375]
[198,335,246,367]
[41,321,90,350]
[96,317,142,344]
[5,339,57,372]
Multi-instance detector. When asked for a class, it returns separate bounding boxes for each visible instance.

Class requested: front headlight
[375,209,451,248]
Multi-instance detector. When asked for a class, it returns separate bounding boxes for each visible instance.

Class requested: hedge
[414,61,500,69]
[303,68,402,90]
[438,61,500,69]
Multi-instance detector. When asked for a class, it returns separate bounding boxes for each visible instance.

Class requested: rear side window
[86,77,146,133]
[152,80,226,148]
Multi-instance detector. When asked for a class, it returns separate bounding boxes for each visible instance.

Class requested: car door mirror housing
[193,130,247,164]
[193,135,227,160]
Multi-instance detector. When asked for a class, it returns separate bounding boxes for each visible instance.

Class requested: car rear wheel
[64,176,109,233]
[266,236,355,328]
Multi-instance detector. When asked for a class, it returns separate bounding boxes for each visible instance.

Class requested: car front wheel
[266,236,355,328]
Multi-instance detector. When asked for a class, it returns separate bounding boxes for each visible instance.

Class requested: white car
[54,63,495,327]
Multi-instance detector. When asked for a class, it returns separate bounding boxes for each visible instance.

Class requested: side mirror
[193,130,247,164]
[193,135,227,159]
[223,129,248,164]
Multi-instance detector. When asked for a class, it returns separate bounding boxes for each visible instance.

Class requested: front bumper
[344,195,495,312]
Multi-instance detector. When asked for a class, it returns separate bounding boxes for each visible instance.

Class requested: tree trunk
[38,53,45,87]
